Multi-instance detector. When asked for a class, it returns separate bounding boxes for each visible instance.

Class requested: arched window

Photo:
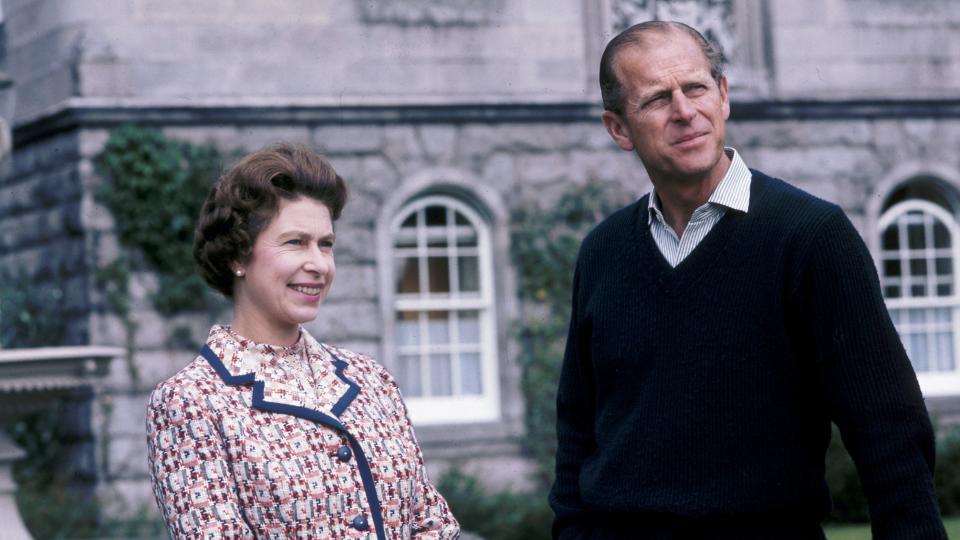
[879,191,960,395]
[388,195,499,424]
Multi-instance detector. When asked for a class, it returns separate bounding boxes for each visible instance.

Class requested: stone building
[0,0,959,524]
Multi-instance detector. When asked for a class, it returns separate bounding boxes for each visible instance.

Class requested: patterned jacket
[146,325,460,539]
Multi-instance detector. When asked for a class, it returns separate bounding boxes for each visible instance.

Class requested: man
[549,21,947,539]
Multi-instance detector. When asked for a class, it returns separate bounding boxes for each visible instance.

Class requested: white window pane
[427,257,451,293]
[883,258,901,279]
[907,222,925,248]
[394,228,418,248]
[426,227,448,247]
[908,332,929,372]
[395,258,420,294]
[458,256,480,293]
[430,354,452,396]
[458,311,480,344]
[425,205,446,226]
[428,311,449,345]
[935,257,952,276]
[936,332,954,372]
[910,282,926,297]
[882,226,899,250]
[456,226,478,247]
[885,284,901,298]
[934,222,951,248]
[397,316,419,347]
[908,258,927,277]
[460,353,482,395]
[398,355,422,397]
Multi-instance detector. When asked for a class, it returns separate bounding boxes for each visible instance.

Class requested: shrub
[437,468,552,540]
[936,425,960,516]
[826,422,960,523]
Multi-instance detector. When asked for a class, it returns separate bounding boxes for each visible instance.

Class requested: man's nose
[670,91,697,123]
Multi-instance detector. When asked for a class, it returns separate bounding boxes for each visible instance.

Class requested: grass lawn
[824,516,960,539]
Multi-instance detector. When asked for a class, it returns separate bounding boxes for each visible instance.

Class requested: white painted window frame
[878,199,960,396]
[388,195,500,424]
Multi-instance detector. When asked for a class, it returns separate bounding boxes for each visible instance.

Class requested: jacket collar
[200,325,359,426]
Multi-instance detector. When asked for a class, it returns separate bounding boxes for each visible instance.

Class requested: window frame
[386,194,501,424]
[878,199,960,396]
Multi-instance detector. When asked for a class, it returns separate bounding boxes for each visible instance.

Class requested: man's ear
[719,75,730,121]
[601,110,636,151]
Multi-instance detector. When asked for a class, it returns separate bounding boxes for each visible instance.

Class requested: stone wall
[0,130,88,344]
[4,0,590,124]
[4,0,960,527]
[71,117,643,517]
[58,109,960,518]
[770,0,960,98]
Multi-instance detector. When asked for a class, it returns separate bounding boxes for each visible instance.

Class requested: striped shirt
[647,148,752,267]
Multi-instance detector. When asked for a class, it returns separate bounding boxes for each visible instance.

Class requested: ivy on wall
[0,267,66,348]
[509,182,628,487]
[94,125,224,315]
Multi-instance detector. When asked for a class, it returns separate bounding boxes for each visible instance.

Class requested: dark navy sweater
[549,171,946,539]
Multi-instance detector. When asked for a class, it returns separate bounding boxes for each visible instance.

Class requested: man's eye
[645,95,668,107]
[320,240,335,249]
[285,239,303,245]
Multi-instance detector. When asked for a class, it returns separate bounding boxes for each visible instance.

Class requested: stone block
[357,155,401,195]
[97,477,160,520]
[769,0,830,26]
[567,148,637,185]
[382,125,425,165]
[479,151,518,194]
[132,348,195,390]
[516,153,569,184]
[417,125,459,165]
[127,271,160,313]
[104,391,152,437]
[325,262,377,301]
[101,351,137,391]
[129,310,173,349]
[105,432,150,479]
[313,126,385,155]
[331,339,382,361]
[232,126,313,151]
[303,299,381,341]
[330,223,376,264]
[78,129,111,159]
[340,189,381,227]
[89,312,128,347]
[160,126,241,151]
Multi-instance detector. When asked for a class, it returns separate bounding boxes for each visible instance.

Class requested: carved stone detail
[607,0,771,97]
[357,0,504,27]
[611,0,736,62]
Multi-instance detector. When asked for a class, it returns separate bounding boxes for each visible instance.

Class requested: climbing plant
[94,125,224,315]
[0,266,66,348]
[510,181,629,487]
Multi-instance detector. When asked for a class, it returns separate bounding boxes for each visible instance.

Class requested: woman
[146,143,460,539]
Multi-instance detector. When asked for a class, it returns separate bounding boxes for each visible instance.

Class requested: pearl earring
[235,269,244,277]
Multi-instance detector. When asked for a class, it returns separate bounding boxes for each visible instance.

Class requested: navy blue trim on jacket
[199,344,387,540]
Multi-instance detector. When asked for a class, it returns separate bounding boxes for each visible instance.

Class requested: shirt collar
[647,147,752,224]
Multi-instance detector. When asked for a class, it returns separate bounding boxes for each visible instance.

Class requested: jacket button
[351,515,369,531]
[336,445,352,462]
